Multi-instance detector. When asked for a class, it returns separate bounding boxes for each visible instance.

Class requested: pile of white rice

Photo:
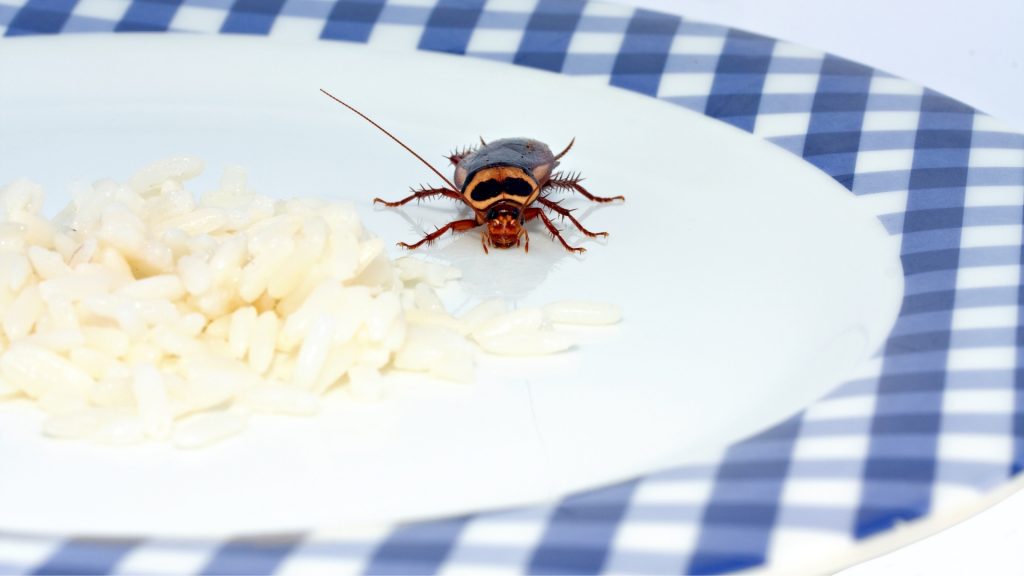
[0,158,620,448]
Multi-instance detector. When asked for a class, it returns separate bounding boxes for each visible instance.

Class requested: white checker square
[854,190,908,220]
[277,551,366,576]
[869,75,925,96]
[455,518,547,547]
[635,478,715,504]
[770,42,825,60]
[168,4,227,33]
[578,0,633,18]
[483,0,538,13]
[955,264,1020,290]
[760,73,820,95]
[854,148,916,174]
[390,0,442,7]
[0,537,63,572]
[466,28,525,54]
[959,224,1023,248]
[780,478,863,507]
[937,433,1013,463]
[964,185,1024,207]
[791,436,871,460]
[116,542,220,575]
[566,30,625,55]
[930,484,983,511]
[861,110,921,132]
[947,346,1017,371]
[70,0,129,22]
[943,389,1015,413]
[367,22,424,50]
[973,113,1021,134]
[440,517,548,575]
[952,305,1020,330]
[656,72,714,98]
[668,34,726,56]
[278,528,389,576]
[969,147,1024,169]
[768,529,853,573]
[270,15,329,41]
[441,563,525,576]
[753,112,812,139]
[803,394,876,421]
[611,522,701,554]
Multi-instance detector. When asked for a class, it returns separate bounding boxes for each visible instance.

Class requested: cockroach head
[484,202,524,249]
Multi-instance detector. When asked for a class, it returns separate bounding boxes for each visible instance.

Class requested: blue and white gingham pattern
[2,0,1024,574]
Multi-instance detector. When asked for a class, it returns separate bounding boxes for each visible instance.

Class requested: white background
[618,1,1024,574]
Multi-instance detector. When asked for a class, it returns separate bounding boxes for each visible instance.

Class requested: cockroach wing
[456,138,557,189]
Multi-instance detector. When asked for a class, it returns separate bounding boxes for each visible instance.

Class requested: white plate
[0,35,902,536]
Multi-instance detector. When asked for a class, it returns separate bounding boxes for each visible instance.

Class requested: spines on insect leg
[537,197,608,238]
[524,207,585,254]
[545,170,625,203]
[373,186,463,208]
[446,145,478,167]
[397,218,480,250]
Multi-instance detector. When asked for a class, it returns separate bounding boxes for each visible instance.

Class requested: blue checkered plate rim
[2,0,1023,574]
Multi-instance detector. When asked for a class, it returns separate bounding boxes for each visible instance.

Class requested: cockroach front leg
[374,186,464,207]
[537,197,608,238]
[524,208,585,254]
[545,171,625,203]
[399,218,480,250]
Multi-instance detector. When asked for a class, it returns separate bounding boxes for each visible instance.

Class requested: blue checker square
[320,0,386,43]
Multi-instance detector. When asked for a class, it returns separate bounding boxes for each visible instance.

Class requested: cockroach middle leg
[374,186,463,207]
[399,218,480,250]
[446,145,478,167]
[545,171,625,203]
[537,197,608,238]
[524,208,585,254]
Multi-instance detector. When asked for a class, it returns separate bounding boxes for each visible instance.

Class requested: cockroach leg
[537,197,608,238]
[545,171,625,203]
[446,145,477,167]
[522,226,530,253]
[374,186,464,207]
[399,218,480,250]
[480,232,490,254]
[524,208,585,254]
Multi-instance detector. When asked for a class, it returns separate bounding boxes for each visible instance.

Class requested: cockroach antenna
[319,88,458,191]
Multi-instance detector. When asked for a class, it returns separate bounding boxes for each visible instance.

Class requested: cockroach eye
[486,208,498,220]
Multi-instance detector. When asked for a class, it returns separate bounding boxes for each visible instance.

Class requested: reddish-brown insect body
[320,89,624,253]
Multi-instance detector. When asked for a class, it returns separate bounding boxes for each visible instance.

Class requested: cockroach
[320,89,623,254]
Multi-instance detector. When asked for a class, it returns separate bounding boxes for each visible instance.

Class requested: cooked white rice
[0,158,622,448]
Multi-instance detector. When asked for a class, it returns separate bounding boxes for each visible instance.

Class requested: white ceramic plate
[0,35,902,536]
